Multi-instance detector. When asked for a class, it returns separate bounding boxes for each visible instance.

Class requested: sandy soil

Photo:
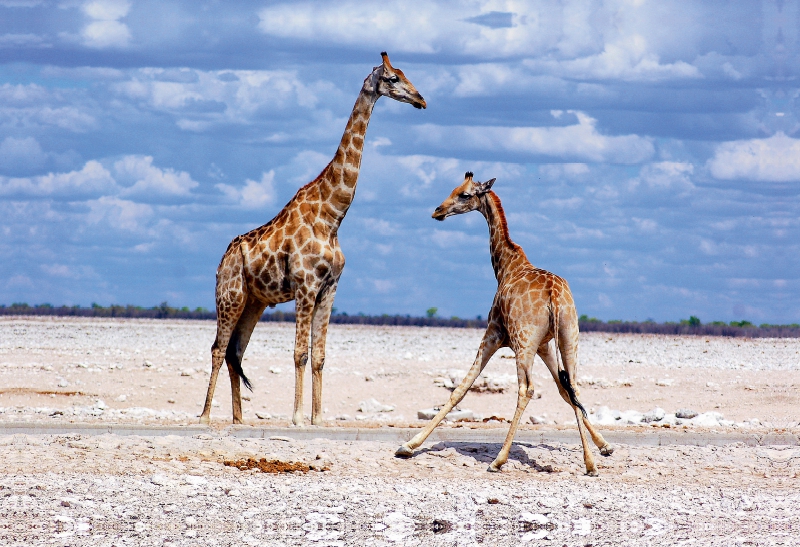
[1,316,798,427]
[1,316,799,545]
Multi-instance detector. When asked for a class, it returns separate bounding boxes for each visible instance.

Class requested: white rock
[57,379,69,387]
[358,398,394,413]
[589,406,621,425]
[269,366,282,374]
[115,395,127,402]
[688,411,724,427]
[417,408,474,421]
[642,407,666,423]
[255,412,271,420]
[655,378,674,387]
[620,410,644,424]
[181,368,194,377]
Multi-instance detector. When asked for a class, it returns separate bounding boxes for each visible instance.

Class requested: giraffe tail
[225,334,253,391]
[551,288,587,418]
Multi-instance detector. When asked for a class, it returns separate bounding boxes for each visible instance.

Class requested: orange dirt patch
[222,458,328,473]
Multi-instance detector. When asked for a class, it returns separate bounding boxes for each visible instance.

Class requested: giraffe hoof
[395,445,414,458]
[198,415,210,425]
[600,444,614,456]
[586,469,599,477]
[487,463,502,473]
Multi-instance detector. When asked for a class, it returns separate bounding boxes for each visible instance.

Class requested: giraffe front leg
[489,353,535,472]
[292,294,315,427]
[199,347,225,424]
[310,279,339,426]
[396,323,502,457]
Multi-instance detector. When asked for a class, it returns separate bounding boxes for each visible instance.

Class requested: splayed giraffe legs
[396,323,504,456]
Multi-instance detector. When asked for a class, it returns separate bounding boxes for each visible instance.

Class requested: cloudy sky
[1,0,797,323]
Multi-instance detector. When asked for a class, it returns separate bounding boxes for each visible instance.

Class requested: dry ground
[1,316,798,427]
[1,316,798,546]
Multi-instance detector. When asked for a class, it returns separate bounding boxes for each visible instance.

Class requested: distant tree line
[577,314,800,339]
[1,303,798,338]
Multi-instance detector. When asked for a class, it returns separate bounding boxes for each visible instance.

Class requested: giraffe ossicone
[397,172,614,476]
[199,53,425,426]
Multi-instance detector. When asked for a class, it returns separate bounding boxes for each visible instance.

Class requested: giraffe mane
[487,190,514,247]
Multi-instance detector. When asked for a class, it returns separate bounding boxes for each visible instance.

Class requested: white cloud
[526,34,701,82]
[707,132,800,182]
[114,155,198,197]
[397,155,461,189]
[0,160,116,197]
[112,68,320,129]
[257,1,703,84]
[416,111,654,164]
[86,196,153,231]
[631,161,695,192]
[81,0,131,49]
[216,171,276,209]
[83,0,130,21]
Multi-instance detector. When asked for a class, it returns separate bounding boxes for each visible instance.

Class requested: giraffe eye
[459,193,471,199]
[385,75,399,83]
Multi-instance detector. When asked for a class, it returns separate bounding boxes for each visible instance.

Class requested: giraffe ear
[476,178,496,195]
[381,51,393,69]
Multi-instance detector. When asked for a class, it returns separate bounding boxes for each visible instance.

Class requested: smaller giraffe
[396,172,613,476]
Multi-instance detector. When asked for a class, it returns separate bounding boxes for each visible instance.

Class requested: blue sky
[0,0,797,323]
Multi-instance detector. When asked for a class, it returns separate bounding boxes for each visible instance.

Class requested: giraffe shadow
[410,441,565,472]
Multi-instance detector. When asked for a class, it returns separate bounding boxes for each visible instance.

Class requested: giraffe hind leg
[225,336,251,390]
[538,342,613,455]
[225,298,267,423]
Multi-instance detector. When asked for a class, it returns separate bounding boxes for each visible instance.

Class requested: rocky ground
[1,316,799,545]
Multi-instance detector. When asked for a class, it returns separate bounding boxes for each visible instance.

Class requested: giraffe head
[372,52,427,109]
[432,172,496,221]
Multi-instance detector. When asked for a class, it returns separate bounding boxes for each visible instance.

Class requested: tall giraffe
[200,53,426,426]
[396,173,613,476]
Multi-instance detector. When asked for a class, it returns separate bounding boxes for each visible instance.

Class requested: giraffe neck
[317,69,382,227]
[478,191,528,283]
